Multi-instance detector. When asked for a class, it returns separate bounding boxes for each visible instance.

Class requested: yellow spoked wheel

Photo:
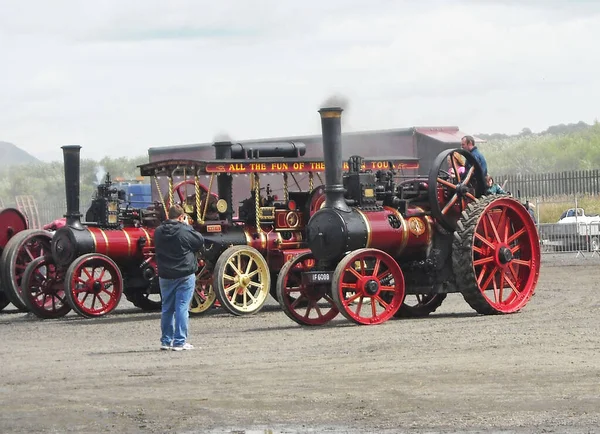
[214,245,270,316]
[189,261,216,314]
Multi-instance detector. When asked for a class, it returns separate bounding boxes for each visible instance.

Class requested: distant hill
[0,141,39,167]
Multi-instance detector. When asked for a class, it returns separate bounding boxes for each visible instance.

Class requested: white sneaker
[160,344,171,351]
[172,343,194,351]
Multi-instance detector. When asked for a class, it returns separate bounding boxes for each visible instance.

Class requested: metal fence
[538,222,600,256]
[8,199,90,230]
[497,170,600,198]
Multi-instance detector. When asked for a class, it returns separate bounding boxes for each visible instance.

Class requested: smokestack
[212,141,233,223]
[319,107,350,212]
[62,145,83,229]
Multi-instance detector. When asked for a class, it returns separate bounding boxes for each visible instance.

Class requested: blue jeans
[159,274,195,347]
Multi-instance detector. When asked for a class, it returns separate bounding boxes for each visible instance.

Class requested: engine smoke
[321,93,350,110]
[213,132,233,142]
[95,165,107,185]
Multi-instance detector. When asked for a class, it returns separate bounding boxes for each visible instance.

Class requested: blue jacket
[154,220,205,279]
[466,146,488,177]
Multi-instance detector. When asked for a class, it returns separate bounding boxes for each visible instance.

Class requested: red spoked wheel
[22,256,70,319]
[331,248,405,325]
[189,260,216,314]
[0,208,29,250]
[453,195,541,314]
[394,293,447,318]
[276,252,338,326]
[428,149,485,231]
[0,229,52,312]
[64,253,123,318]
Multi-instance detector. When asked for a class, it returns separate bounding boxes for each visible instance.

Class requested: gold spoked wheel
[189,261,216,314]
[214,245,270,316]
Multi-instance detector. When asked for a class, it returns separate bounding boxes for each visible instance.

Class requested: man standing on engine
[154,204,205,351]
[461,135,488,177]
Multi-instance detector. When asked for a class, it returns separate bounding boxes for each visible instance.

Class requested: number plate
[302,271,333,284]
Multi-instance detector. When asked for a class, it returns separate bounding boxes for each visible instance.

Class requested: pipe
[319,107,350,212]
[230,141,307,159]
[212,141,233,223]
[61,145,83,229]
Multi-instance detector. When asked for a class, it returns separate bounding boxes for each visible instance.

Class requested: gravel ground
[0,257,599,434]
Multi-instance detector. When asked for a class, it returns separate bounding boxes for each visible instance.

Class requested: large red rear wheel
[65,253,123,318]
[276,252,338,326]
[331,248,405,325]
[22,256,70,319]
[453,196,541,314]
[0,229,52,312]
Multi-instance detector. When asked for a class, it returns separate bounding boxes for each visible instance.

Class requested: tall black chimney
[319,107,350,212]
[62,145,83,229]
[213,141,233,223]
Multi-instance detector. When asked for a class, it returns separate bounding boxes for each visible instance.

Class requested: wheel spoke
[512,258,531,267]
[345,292,361,304]
[507,227,526,244]
[481,267,498,290]
[473,256,494,266]
[462,166,474,184]
[372,259,381,278]
[346,267,362,280]
[441,194,458,215]
[437,178,457,189]
[224,282,240,293]
[374,295,389,310]
[504,270,520,296]
[245,257,255,274]
[371,298,377,317]
[486,213,502,243]
[475,233,496,249]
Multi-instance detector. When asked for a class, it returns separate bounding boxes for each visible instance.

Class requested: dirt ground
[1,258,599,434]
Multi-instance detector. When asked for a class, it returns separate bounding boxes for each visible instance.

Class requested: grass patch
[532,195,600,223]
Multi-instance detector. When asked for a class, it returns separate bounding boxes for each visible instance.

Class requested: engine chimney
[213,141,234,223]
[62,145,83,229]
[319,107,350,212]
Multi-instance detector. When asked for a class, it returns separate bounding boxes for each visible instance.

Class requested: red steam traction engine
[138,142,419,317]
[275,107,541,326]
[18,145,164,319]
[0,207,33,311]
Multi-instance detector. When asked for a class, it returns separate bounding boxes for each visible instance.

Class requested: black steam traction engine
[275,107,541,326]
[15,145,165,319]
[138,142,419,317]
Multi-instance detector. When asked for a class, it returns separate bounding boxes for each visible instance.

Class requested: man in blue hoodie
[154,204,205,351]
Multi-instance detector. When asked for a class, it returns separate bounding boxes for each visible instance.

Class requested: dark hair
[168,204,185,220]
[462,135,475,146]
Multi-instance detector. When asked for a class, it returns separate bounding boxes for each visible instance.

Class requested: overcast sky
[1,0,598,162]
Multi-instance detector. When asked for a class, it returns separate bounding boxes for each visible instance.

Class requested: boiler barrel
[51,226,155,267]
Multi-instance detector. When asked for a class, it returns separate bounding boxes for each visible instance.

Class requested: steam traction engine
[139,142,330,317]
[20,145,163,319]
[276,107,541,325]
